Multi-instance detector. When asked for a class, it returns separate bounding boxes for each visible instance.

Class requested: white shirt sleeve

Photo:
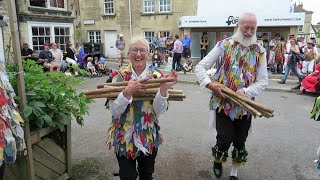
[315,47,318,55]
[195,43,224,88]
[110,91,133,118]
[243,52,268,98]
[153,89,169,116]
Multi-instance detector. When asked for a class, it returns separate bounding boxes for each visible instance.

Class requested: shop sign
[83,20,95,25]
[179,13,305,28]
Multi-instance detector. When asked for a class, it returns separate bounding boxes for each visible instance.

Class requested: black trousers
[0,164,4,180]
[172,53,183,71]
[216,111,252,151]
[200,49,207,60]
[116,150,157,180]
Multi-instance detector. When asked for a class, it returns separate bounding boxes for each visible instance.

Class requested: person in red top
[299,63,320,94]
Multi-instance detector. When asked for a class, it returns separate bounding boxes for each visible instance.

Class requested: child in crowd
[93,56,104,74]
[269,43,276,74]
[165,52,173,71]
[183,58,193,74]
[87,57,97,76]
[99,56,113,75]
[152,48,162,68]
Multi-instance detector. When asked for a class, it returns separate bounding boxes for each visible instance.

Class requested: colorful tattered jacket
[0,64,26,166]
[210,38,265,120]
[106,64,166,159]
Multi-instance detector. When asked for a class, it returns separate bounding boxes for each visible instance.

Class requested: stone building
[78,0,197,58]
[16,0,80,53]
[78,0,306,62]
[294,2,313,40]
[0,0,80,63]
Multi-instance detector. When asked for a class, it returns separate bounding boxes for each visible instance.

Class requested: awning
[179,13,305,28]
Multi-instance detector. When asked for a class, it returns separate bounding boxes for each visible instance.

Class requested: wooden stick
[84,83,161,95]
[108,97,184,101]
[213,82,274,114]
[136,88,183,94]
[85,92,186,99]
[97,77,175,88]
[133,97,184,101]
[258,109,274,118]
[224,93,262,118]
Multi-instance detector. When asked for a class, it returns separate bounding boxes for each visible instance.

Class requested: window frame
[29,0,67,10]
[144,31,155,53]
[88,31,102,43]
[27,21,73,52]
[104,0,115,15]
[143,0,155,13]
[159,0,171,13]
[144,31,171,53]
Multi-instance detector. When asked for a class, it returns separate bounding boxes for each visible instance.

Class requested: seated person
[64,41,79,75]
[183,58,193,74]
[298,63,320,94]
[87,57,97,76]
[152,48,162,67]
[50,42,67,72]
[73,40,85,59]
[38,43,61,72]
[93,57,103,70]
[164,52,173,71]
[21,43,36,60]
[98,56,113,75]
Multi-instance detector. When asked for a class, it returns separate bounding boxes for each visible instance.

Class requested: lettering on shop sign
[226,16,239,26]
[188,20,207,23]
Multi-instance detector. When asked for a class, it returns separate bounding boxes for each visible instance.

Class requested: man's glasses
[130,48,148,54]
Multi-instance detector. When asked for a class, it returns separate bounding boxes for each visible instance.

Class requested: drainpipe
[128,0,132,40]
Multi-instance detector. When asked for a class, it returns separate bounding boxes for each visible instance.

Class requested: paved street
[71,75,320,180]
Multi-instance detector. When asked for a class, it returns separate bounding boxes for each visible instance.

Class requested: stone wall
[78,0,197,53]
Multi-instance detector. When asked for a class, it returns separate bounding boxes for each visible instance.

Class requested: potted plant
[6,60,93,179]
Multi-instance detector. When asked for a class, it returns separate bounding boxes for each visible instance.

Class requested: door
[190,32,201,58]
[104,30,117,58]
[191,32,217,58]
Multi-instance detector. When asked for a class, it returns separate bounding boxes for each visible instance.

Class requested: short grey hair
[129,37,150,52]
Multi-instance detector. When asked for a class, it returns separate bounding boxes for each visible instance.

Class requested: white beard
[232,29,257,47]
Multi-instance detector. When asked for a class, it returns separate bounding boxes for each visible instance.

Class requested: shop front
[179,13,305,59]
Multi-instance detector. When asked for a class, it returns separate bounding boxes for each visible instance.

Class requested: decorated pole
[6,0,35,179]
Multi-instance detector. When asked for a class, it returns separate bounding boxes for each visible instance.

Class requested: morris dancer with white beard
[195,12,268,180]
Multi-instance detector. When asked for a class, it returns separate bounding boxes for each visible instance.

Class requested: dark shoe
[230,176,238,180]
[291,84,301,90]
[106,76,112,83]
[277,80,285,84]
[183,68,187,74]
[213,162,223,178]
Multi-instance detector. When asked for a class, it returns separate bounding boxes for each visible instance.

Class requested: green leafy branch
[8,60,93,131]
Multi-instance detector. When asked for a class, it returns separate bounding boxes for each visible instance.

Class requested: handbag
[294,53,305,62]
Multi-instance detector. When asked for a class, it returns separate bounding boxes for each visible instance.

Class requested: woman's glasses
[130,48,148,54]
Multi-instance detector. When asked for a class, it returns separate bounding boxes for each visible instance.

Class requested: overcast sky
[297,0,320,24]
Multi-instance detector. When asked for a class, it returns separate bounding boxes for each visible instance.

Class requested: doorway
[104,30,117,58]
